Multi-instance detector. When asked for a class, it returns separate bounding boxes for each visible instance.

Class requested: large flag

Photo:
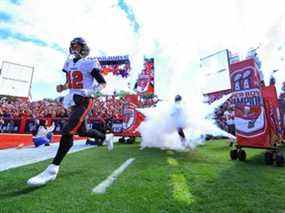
[135,58,154,95]
[230,58,271,148]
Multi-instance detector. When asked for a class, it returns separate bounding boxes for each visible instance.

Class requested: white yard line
[92,158,135,194]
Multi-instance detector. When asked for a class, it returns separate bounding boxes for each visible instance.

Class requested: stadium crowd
[0,94,153,134]
[0,97,68,134]
[214,100,235,134]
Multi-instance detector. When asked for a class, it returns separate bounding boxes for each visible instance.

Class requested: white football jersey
[170,101,187,128]
[62,58,100,97]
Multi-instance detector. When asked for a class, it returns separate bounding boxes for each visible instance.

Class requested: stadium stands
[0,94,158,135]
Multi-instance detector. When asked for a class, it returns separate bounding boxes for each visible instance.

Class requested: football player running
[27,37,110,187]
[170,95,191,149]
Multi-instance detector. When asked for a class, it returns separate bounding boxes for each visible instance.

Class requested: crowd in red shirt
[87,96,126,131]
[0,97,68,134]
[213,100,235,132]
[0,91,158,134]
[0,95,132,134]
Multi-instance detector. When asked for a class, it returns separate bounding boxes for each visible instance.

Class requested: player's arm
[91,68,106,91]
[56,69,69,93]
[56,83,69,93]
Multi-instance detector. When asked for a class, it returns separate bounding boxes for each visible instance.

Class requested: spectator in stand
[26,118,37,134]
[0,108,4,132]
[0,97,68,134]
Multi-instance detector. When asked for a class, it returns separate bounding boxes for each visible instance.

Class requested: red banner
[124,95,140,108]
[262,85,282,141]
[135,58,154,95]
[230,59,270,148]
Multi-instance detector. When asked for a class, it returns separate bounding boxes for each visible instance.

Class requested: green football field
[1,140,285,213]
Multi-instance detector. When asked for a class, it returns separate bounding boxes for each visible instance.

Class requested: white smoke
[128,0,285,150]
[138,92,236,151]
[258,16,285,95]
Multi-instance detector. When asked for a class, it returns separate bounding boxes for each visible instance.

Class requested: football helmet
[175,94,182,102]
[69,37,90,58]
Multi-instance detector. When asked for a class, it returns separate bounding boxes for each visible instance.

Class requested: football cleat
[181,138,192,150]
[105,134,114,151]
[27,164,59,187]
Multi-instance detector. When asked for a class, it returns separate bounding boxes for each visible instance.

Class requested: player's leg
[77,120,115,150]
[53,96,96,164]
[52,104,88,165]
[27,104,87,187]
[177,128,190,148]
[77,121,106,140]
[52,134,73,165]
[178,128,185,139]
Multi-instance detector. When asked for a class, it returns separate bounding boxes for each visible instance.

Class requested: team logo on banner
[135,58,154,95]
[231,67,266,137]
[136,74,149,93]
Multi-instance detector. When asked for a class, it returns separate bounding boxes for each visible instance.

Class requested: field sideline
[1,140,285,213]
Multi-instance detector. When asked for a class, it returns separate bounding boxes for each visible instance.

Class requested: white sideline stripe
[92,158,135,194]
[0,140,94,172]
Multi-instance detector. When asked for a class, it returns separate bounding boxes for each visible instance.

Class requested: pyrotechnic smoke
[138,88,235,151]
[127,0,285,150]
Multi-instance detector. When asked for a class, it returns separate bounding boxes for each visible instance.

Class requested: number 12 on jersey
[67,71,84,89]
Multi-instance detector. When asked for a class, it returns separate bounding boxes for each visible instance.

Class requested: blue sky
[0,0,136,55]
[0,0,142,100]
[0,0,285,100]
[118,0,139,32]
[9,0,23,5]
[0,11,12,22]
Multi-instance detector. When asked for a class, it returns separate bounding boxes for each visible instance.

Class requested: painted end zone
[0,134,86,149]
